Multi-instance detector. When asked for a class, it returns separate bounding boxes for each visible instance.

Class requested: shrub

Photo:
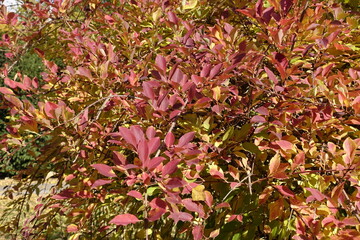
[0,0,359,239]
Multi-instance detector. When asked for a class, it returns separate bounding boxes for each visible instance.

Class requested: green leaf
[147,186,160,196]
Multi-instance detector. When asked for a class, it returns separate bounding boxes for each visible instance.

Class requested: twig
[222,175,251,202]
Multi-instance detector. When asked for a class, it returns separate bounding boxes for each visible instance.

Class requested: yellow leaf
[269,153,280,176]
[202,116,211,131]
[152,8,162,22]
[192,185,205,201]
[182,0,198,10]
[212,86,221,101]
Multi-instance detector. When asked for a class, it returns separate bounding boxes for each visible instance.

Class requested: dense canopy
[0,0,360,239]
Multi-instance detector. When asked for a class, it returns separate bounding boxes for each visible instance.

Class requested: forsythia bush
[0,0,359,239]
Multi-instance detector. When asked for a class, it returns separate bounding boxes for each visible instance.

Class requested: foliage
[0,47,45,177]
[0,0,360,239]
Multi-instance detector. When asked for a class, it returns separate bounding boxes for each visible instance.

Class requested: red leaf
[4,95,23,109]
[341,217,359,226]
[148,207,166,222]
[162,159,180,175]
[215,202,230,209]
[66,224,78,233]
[306,188,326,202]
[165,132,175,148]
[118,127,137,148]
[250,115,266,123]
[155,55,166,74]
[168,211,193,224]
[149,198,167,209]
[78,108,88,132]
[146,126,156,139]
[138,139,149,165]
[204,191,213,207]
[209,63,222,79]
[4,77,17,88]
[264,67,278,85]
[171,68,185,83]
[127,190,143,200]
[148,137,160,154]
[182,199,200,213]
[130,125,145,144]
[0,87,14,95]
[274,185,295,198]
[291,151,305,171]
[200,64,211,77]
[77,67,92,79]
[183,199,205,217]
[167,11,178,24]
[91,179,113,188]
[143,82,155,100]
[51,189,74,200]
[113,151,126,166]
[148,198,167,222]
[147,156,165,170]
[276,140,293,151]
[192,225,203,240]
[255,0,263,17]
[177,132,195,147]
[44,102,58,119]
[165,178,184,189]
[343,137,356,165]
[91,164,117,177]
[109,214,139,226]
[280,0,293,15]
